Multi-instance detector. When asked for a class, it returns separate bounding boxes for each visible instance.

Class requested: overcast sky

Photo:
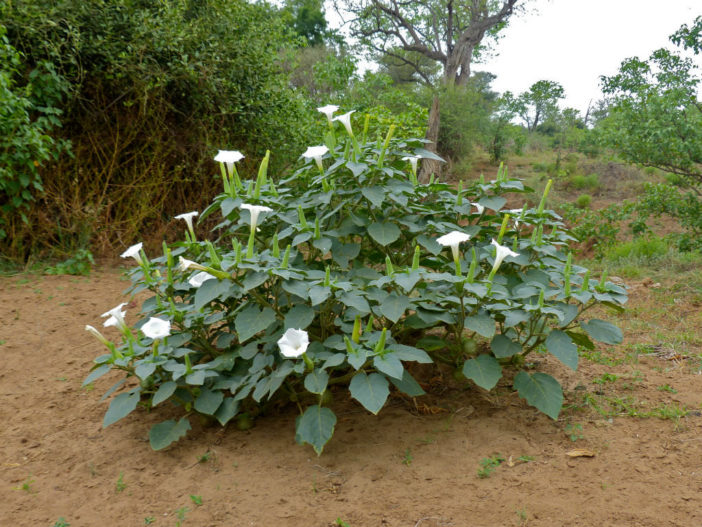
[477,0,701,112]
[330,0,701,114]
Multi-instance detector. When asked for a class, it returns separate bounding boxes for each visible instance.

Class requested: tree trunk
[419,94,441,183]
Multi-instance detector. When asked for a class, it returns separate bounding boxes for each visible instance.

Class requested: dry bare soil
[2,265,702,527]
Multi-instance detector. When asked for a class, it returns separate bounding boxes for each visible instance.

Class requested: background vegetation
[0,0,699,265]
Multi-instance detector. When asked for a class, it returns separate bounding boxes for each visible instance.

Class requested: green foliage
[44,249,94,276]
[599,18,701,185]
[632,183,702,251]
[561,202,635,258]
[52,519,70,527]
[517,80,565,131]
[85,117,626,455]
[605,236,668,263]
[438,83,493,164]
[574,194,592,209]
[477,454,505,478]
[568,174,599,191]
[0,24,69,245]
[2,0,312,258]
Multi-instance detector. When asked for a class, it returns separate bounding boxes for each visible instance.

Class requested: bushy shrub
[0,24,69,249]
[605,236,668,263]
[85,115,626,454]
[568,173,600,191]
[2,0,312,257]
[575,194,592,209]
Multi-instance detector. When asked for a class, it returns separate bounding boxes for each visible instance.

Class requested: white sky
[478,0,701,112]
[328,0,701,114]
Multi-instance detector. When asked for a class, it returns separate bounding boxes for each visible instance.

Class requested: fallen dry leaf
[566,449,596,458]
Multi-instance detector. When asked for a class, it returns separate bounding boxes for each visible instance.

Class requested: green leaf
[295,406,337,455]
[214,398,240,426]
[373,353,404,380]
[545,330,578,370]
[464,314,496,338]
[152,381,177,406]
[379,293,411,323]
[490,334,522,358]
[312,237,332,254]
[417,234,442,255]
[478,196,507,212]
[580,319,623,345]
[339,291,371,314]
[135,362,156,381]
[513,371,563,420]
[388,370,425,396]
[415,336,448,351]
[362,186,385,208]
[83,364,111,386]
[149,417,191,451]
[308,285,331,306]
[331,241,360,269]
[462,355,502,390]
[235,305,276,343]
[394,270,421,292]
[284,304,315,330]
[304,370,329,394]
[242,271,268,291]
[388,343,432,363]
[349,372,390,414]
[103,388,141,428]
[194,279,230,310]
[347,346,367,370]
[368,222,401,246]
[566,331,595,350]
[194,388,224,415]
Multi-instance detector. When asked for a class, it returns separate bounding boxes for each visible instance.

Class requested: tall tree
[517,79,565,131]
[338,0,524,179]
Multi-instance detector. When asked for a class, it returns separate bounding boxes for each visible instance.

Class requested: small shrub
[575,194,592,209]
[605,236,668,263]
[568,173,600,190]
[85,114,627,455]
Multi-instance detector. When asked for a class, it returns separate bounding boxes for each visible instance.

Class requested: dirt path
[1,269,701,526]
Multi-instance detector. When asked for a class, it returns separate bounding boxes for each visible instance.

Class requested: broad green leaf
[103,388,141,428]
[379,293,411,323]
[373,353,404,380]
[362,186,385,208]
[513,371,563,420]
[566,331,595,350]
[194,279,230,310]
[135,362,156,381]
[349,372,390,414]
[284,304,315,330]
[462,355,502,391]
[339,291,371,314]
[478,196,507,212]
[83,364,111,386]
[242,271,268,292]
[309,285,331,306]
[282,279,309,300]
[491,334,521,358]
[347,347,367,370]
[152,381,177,406]
[331,240,360,269]
[545,330,578,370]
[580,319,623,345]
[235,305,276,343]
[149,417,191,451]
[295,406,337,455]
[214,398,240,426]
[416,336,448,351]
[185,370,206,385]
[252,374,286,402]
[464,314,496,338]
[368,222,401,246]
[194,387,224,415]
[388,343,432,363]
[417,234,442,255]
[394,270,421,292]
[304,370,329,394]
[312,237,332,254]
[388,370,426,396]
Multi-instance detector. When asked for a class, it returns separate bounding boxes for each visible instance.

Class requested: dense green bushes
[1,0,314,259]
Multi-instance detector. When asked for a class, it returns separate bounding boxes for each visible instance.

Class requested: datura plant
[85,109,626,454]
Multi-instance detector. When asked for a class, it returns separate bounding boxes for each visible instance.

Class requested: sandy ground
[1,268,701,527]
